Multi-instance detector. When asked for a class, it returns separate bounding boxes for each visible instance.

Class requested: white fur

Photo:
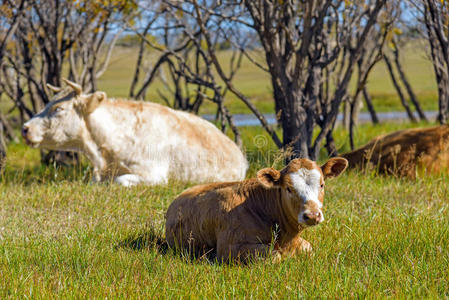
[23,92,248,186]
[115,174,144,187]
[289,168,324,224]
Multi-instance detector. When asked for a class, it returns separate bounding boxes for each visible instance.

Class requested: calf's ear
[84,91,106,114]
[321,157,348,179]
[257,168,281,188]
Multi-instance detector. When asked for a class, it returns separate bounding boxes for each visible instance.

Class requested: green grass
[0,40,446,298]
[1,123,448,298]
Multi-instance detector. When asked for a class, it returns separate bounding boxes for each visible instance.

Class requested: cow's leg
[217,242,270,263]
[263,236,312,263]
[92,167,102,183]
[139,162,169,185]
[82,138,106,182]
[278,236,312,258]
[297,237,312,252]
[114,174,143,187]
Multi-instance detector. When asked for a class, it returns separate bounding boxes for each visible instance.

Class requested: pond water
[202,111,438,127]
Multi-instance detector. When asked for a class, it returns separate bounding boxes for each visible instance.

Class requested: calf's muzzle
[303,211,322,226]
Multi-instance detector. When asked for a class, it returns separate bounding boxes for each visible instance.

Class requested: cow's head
[21,79,106,151]
[257,158,348,227]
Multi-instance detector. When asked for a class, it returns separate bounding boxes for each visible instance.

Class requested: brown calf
[165,158,348,263]
[341,125,449,178]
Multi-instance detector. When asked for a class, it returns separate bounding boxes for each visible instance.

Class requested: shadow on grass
[115,229,221,264]
[1,163,92,186]
[116,229,169,254]
[115,228,279,266]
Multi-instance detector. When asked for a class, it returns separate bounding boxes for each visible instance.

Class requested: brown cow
[165,157,348,263]
[340,125,449,178]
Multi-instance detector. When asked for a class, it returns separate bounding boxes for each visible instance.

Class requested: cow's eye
[320,183,324,189]
[52,106,63,114]
[286,187,292,193]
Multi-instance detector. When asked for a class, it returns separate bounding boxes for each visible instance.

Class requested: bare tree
[344,4,397,150]
[390,39,427,121]
[379,3,427,124]
[157,0,387,160]
[383,53,417,122]
[412,0,449,123]
[128,2,250,147]
[0,121,5,171]
[363,87,379,124]
[0,0,136,164]
[0,0,27,171]
[2,0,136,109]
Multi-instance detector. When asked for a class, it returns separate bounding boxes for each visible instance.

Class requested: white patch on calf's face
[289,168,324,224]
[289,168,322,207]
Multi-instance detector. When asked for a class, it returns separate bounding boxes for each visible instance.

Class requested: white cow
[22,79,248,186]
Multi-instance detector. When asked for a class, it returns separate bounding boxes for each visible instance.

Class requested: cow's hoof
[300,240,313,252]
[271,251,282,263]
[115,174,142,187]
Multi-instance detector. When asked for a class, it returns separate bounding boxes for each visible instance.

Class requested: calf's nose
[303,211,322,225]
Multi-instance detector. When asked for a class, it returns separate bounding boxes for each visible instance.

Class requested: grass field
[1,122,448,298]
[1,41,448,298]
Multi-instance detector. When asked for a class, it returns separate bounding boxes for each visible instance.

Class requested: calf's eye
[286,187,292,193]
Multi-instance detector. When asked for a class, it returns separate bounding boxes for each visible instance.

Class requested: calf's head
[22,79,106,150]
[257,158,348,227]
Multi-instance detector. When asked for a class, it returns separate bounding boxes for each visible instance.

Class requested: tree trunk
[325,130,338,157]
[384,55,417,122]
[0,122,6,172]
[278,91,310,160]
[349,91,366,150]
[393,46,427,121]
[273,68,320,161]
[0,114,18,143]
[423,0,449,124]
[436,72,449,124]
[342,100,351,129]
[431,47,449,124]
[363,88,379,124]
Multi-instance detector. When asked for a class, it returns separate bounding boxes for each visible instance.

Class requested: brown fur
[165,158,348,263]
[341,125,449,178]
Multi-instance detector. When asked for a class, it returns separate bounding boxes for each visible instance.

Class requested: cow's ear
[84,91,106,114]
[46,83,62,93]
[257,167,281,188]
[321,157,348,179]
[63,78,82,95]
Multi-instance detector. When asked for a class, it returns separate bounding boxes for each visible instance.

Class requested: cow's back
[341,125,449,176]
[87,100,247,183]
[164,109,248,182]
[165,182,240,254]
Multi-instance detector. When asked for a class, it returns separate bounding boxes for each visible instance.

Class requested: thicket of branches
[410,0,449,124]
[0,0,136,165]
[0,0,448,170]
